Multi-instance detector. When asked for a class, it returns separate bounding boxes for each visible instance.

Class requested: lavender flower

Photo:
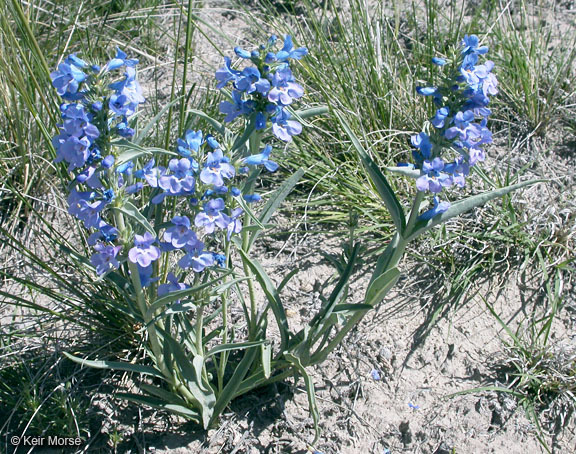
[200,150,235,187]
[178,237,215,272]
[195,198,230,234]
[90,243,122,275]
[163,216,196,248]
[128,232,161,267]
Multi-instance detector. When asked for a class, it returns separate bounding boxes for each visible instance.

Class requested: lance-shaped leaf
[147,271,233,315]
[237,248,291,351]
[405,179,545,242]
[385,166,421,178]
[284,352,321,444]
[211,347,259,425]
[116,393,201,421]
[63,352,163,378]
[205,340,265,358]
[187,108,227,135]
[164,337,215,429]
[335,111,406,232]
[309,243,360,330]
[111,202,156,236]
[364,267,401,307]
[113,139,177,165]
[247,168,305,249]
[293,105,329,119]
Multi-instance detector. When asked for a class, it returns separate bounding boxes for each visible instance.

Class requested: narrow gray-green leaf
[211,347,258,424]
[385,166,421,178]
[248,168,304,249]
[364,267,401,307]
[284,353,320,444]
[262,343,272,379]
[205,341,265,358]
[111,202,156,236]
[63,352,163,378]
[405,179,545,241]
[188,108,226,134]
[237,249,290,351]
[116,393,201,421]
[335,111,406,231]
[293,105,329,119]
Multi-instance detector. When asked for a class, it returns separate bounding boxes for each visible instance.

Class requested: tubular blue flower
[461,35,488,55]
[158,272,189,298]
[109,67,145,117]
[268,66,304,106]
[104,47,139,72]
[419,196,451,220]
[431,107,450,128]
[90,243,122,275]
[195,198,230,234]
[65,53,87,69]
[444,156,470,187]
[103,189,115,202]
[243,144,279,172]
[234,46,252,59]
[67,189,106,228]
[102,155,115,168]
[76,166,102,189]
[88,221,120,245]
[235,67,270,94]
[243,194,261,203]
[271,109,302,141]
[137,264,157,287]
[163,216,196,249]
[156,158,196,201]
[116,119,135,138]
[177,130,203,157]
[134,159,165,187]
[411,132,432,161]
[215,57,241,89]
[255,112,267,130]
[416,86,437,96]
[416,158,453,193]
[274,35,308,61]
[432,57,447,66]
[178,238,215,272]
[128,232,161,267]
[212,253,226,268]
[53,135,91,171]
[206,135,220,149]
[219,90,254,122]
[226,207,243,240]
[50,63,87,97]
[200,150,235,187]
[125,182,143,194]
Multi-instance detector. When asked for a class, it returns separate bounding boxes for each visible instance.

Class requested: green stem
[314,192,425,365]
[242,127,263,339]
[111,201,171,381]
[195,304,204,356]
[217,239,232,392]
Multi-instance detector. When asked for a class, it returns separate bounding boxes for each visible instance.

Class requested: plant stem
[242,126,263,339]
[217,238,232,392]
[196,304,204,356]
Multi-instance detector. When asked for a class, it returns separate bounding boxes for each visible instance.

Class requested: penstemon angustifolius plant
[51,35,538,440]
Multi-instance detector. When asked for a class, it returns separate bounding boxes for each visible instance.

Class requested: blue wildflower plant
[53,35,539,446]
[405,34,499,219]
[216,34,307,142]
[54,39,330,439]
